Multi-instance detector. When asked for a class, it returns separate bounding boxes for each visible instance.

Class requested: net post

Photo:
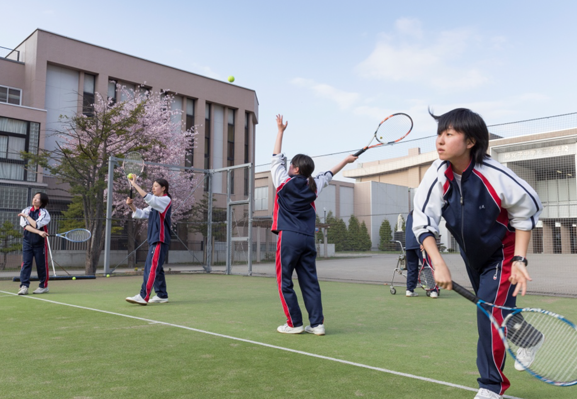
[103,156,115,275]
[205,172,213,273]
[247,163,253,276]
[226,169,232,275]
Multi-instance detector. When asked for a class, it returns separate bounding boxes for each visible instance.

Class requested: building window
[204,104,211,191]
[83,74,96,116]
[254,186,268,211]
[244,113,250,196]
[108,81,117,104]
[0,117,31,181]
[227,110,235,194]
[185,99,195,168]
[0,85,22,105]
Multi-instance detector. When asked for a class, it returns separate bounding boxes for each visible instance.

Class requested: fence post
[103,156,115,275]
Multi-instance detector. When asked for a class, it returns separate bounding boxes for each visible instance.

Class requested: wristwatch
[512,256,528,266]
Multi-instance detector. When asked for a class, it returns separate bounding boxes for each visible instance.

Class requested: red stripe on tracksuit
[275,231,294,327]
[144,244,162,302]
[491,232,515,394]
[158,201,171,243]
[271,178,291,233]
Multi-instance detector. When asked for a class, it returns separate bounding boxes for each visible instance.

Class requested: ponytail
[291,154,316,193]
[307,176,317,194]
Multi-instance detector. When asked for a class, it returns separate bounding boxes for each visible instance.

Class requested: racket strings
[66,229,91,242]
[123,152,144,176]
[419,267,435,290]
[506,311,577,385]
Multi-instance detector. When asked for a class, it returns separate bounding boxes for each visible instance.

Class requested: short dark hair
[34,192,49,208]
[429,108,489,164]
[291,154,317,193]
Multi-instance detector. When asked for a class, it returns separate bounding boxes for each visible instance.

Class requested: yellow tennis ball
[228,76,235,83]
[72,277,76,280]
[106,274,110,278]
[127,173,134,179]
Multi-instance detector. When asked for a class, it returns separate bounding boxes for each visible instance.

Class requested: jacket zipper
[459,188,467,254]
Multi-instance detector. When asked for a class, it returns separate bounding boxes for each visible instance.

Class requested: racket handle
[452,281,478,303]
[130,187,133,199]
[353,147,368,157]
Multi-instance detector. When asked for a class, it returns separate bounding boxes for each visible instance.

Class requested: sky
[3,0,577,180]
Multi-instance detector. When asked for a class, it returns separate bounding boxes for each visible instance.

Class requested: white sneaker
[125,294,148,306]
[149,295,169,303]
[18,286,28,295]
[474,388,503,399]
[406,290,418,297]
[514,335,544,371]
[305,324,326,336]
[33,287,49,294]
[429,291,438,298]
[277,323,304,334]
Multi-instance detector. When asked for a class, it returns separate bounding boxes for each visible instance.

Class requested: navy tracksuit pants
[275,230,323,328]
[140,242,169,302]
[465,243,517,396]
[20,239,49,288]
[405,248,422,291]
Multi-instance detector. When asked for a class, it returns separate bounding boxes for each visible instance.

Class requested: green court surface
[0,274,575,399]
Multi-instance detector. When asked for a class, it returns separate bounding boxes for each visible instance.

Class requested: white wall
[45,65,79,153]
[212,105,224,193]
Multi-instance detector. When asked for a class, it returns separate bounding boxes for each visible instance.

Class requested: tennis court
[1,271,575,398]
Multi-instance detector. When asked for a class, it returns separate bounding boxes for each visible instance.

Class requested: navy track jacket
[271,153,333,236]
[20,206,51,247]
[412,157,543,271]
[132,194,172,245]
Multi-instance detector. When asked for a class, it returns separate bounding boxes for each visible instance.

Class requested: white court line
[0,290,524,399]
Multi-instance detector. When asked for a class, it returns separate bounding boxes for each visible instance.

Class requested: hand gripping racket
[452,281,577,386]
[354,113,413,156]
[123,152,145,198]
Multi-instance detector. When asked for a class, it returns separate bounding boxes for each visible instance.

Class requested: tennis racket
[54,228,92,242]
[123,152,145,198]
[452,281,577,386]
[354,113,413,156]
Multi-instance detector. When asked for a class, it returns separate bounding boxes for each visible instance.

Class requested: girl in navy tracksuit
[18,192,51,295]
[412,108,542,399]
[272,114,357,335]
[125,177,172,305]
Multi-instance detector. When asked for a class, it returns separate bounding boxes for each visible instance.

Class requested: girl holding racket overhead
[272,114,357,336]
[412,108,543,399]
[17,192,51,295]
[125,176,172,305]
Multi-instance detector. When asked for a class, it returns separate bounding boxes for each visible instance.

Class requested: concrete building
[0,29,259,229]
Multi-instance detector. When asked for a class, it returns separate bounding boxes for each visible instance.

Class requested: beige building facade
[343,129,577,254]
[1,29,258,227]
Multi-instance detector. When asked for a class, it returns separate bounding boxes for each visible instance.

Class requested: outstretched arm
[273,114,288,155]
[128,175,147,198]
[330,154,358,176]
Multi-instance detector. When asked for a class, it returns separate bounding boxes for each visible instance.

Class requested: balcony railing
[0,46,20,62]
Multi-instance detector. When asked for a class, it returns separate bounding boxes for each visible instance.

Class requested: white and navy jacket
[132,193,172,245]
[271,153,333,236]
[413,157,542,271]
[20,206,51,246]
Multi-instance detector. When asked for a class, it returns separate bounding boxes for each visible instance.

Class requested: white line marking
[0,290,524,399]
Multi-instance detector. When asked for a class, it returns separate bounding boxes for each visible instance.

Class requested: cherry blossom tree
[24,85,197,274]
